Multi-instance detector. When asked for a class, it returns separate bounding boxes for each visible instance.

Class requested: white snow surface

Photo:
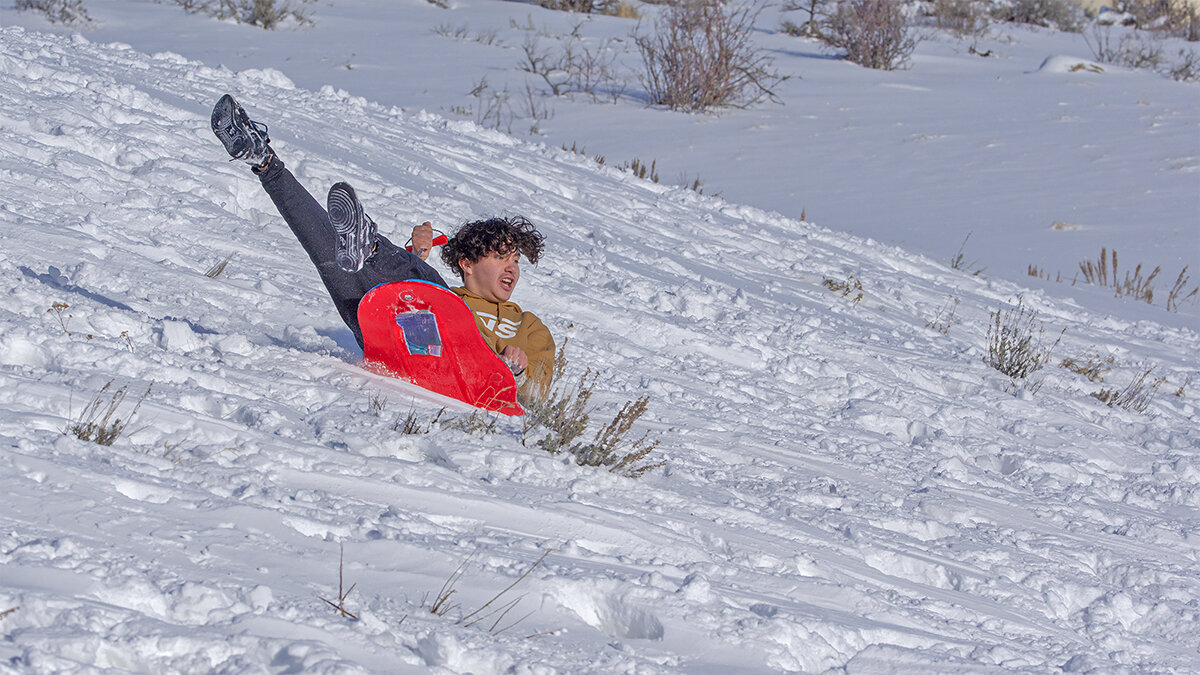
[1,3,1199,674]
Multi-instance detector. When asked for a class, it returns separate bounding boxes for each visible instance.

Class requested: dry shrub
[1091,367,1165,413]
[1166,267,1199,311]
[1086,26,1166,69]
[824,0,919,70]
[1061,352,1116,382]
[538,0,598,10]
[932,0,989,37]
[991,0,1083,31]
[1078,247,1162,305]
[519,27,625,102]
[782,0,832,37]
[15,0,90,25]
[173,0,313,29]
[205,254,233,279]
[1169,48,1200,81]
[1110,0,1200,40]
[636,0,786,111]
[822,275,864,303]
[67,380,152,446]
[985,297,1063,381]
[522,366,665,479]
[925,295,960,334]
[425,551,550,636]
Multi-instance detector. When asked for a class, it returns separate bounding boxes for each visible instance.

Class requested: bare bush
[822,274,864,304]
[1109,0,1200,40]
[824,0,920,70]
[985,297,1063,381]
[16,0,90,24]
[990,0,1083,31]
[1168,47,1200,80]
[1086,25,1166,69]
[538,0,598,11]
[172,0,313,29]
[536,0,639,15]
[925,295,960,334]
[932,0,989,37]
[782,0,833,37]
[1091,366,1165,413]
[522,366,665,478]
[636,0,786,112]
[1061,351,1116,382]
[519,27,625,102]
[67,380,152,446]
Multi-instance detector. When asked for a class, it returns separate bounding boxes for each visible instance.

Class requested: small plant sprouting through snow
[925,295,960,334]
[368,392,388,417]
[47,302,75,337]
[950,233,985,276]
[1091,367,1166,414]
[205,254,232,278]
[823,275,864,304]
[319,543,358,620]
[426,550,551,635]
[66,380,152,446]
[1167,266,1199,312]
[1061,351,1116,383]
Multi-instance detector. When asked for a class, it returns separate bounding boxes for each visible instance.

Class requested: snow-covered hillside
[1,19,1199,674]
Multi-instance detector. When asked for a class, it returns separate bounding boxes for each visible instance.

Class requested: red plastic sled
[358,280,524,416]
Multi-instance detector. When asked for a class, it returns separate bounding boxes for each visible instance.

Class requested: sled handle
[405,234,449,253]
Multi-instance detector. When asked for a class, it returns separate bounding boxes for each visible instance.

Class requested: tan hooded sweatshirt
[451,287,555,398]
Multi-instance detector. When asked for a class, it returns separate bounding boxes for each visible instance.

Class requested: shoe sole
[328,182,367,273]
[211,94,246,158]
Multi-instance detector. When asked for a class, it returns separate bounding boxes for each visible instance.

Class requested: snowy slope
[3,0,1198,303]
[1,23,1199,673]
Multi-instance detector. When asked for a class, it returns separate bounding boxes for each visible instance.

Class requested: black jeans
[257,155,448,348]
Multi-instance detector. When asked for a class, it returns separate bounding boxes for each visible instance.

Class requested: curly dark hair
[440,216,545,280]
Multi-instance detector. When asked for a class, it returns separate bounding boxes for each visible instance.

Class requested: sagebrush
[521,353,665,479]
[984,297,1063,381]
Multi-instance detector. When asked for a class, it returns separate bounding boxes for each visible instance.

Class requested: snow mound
[1036,54,1108,74]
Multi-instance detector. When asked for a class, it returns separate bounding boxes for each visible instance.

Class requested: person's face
[460,249,521,303]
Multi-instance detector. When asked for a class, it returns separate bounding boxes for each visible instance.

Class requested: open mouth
[499,275,514,290]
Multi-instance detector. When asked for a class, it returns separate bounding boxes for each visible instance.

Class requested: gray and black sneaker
[327,182,377,273]
[211,94,273,168]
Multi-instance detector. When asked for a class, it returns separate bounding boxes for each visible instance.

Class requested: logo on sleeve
[476,312,521,339]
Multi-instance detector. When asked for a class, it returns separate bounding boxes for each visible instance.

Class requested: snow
[1,1,1199,672]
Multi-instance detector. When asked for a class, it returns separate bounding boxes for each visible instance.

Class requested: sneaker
[211,94,273,168]
[327,182,377,273]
